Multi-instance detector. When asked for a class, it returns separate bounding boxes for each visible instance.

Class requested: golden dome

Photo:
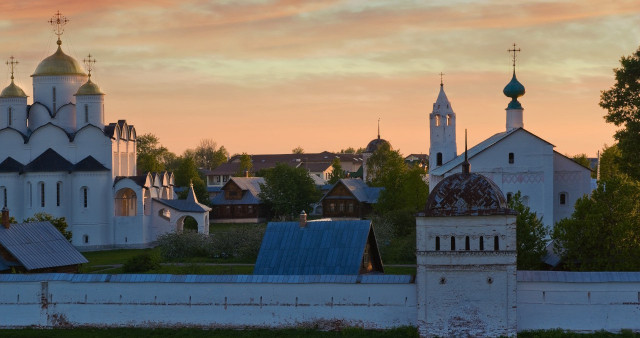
[0,80,28,98]
[32,44,86,77]
[75,79,104,96]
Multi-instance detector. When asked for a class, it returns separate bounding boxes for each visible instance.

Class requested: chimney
[299,210,307,228]
[244,170,249,177]
[1,207,9,229]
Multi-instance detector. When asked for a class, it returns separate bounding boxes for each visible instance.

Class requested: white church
[428,53,592,228]
[0,13,210,249]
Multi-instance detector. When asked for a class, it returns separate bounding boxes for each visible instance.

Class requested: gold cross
[48,11,69,40]
[439,72,445,86]
[6,56,18,80]
[83,54,96,77]
[508,43,521,69]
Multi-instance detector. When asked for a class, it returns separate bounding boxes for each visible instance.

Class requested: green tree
[600,46,640,180]
[234,153,253,177]
[173,156,209,204]
[599,144,623,180]
[571,153,595,179]
[194,139,228,170]
[327,158,345,184]
[258,163,321,220]
[24,212,72,241]
[340,147,356,154]
[136,133,174,174]
[292,146,304,154]
[508,192,548,270]
[552,176,640,271]
[366,142,405,186]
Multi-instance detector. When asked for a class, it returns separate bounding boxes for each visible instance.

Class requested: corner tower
[428,78,457,186]
[504,44,526,131]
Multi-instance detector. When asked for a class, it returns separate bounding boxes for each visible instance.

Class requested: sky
[1,0,639,157]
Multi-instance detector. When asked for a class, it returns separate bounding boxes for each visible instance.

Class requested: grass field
[0,327,419,337]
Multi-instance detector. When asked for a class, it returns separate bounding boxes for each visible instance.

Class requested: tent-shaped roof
[73,156,109,172]
[0,157,23,173]
[23,148,73,173]
[211,177,265,206]
[254,220,382,275]
[322,178,382,204]
[0,221,87,270]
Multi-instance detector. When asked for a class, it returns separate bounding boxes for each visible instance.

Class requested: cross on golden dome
[48,11,69,44]
[6,56,18,80]
[83,54,96,78]
[508,43,521,70]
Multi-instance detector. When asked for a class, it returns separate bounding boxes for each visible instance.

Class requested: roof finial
[462,129,470,174]
[6,56,18,81]
[48,11,69,46]
[83,54,96,79]
[189,179,193,188]
[508,43,521,74]
[439,72,445,87]
[377,117,380,139]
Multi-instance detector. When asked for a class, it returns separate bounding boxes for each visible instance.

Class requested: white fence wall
[518,279,640,332]
[0,277,417,329]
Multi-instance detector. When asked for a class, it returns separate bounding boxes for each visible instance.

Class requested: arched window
[83,235,89,244]
[559,192,567,205]
[508,152,514,164]
[465,236,470,250]
[84,105,89,123]
[0,186,6,208]
[435,236,440,251]
[450,236,456,251]
[52,87,57,112]
[39,182,45,207]
[479,236,484,251]
[437,153,442,166]
[494,236,500,251]
[56,182,62,207]
[81,186,88,208]
[27,182,32,208]
[435,115,441,126]
[446,115,451,126]
[115,188,137,216]
[7,107,12,126]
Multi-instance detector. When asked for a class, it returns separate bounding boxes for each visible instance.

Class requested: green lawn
[0,327,418,337]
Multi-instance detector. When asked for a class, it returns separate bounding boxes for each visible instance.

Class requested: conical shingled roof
[23,149,73,172]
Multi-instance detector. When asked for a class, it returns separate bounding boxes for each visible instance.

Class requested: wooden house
[210,177,268,223]
[321,178,382,219]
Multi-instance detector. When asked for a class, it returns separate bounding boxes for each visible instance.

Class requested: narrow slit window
[82,187,88,208]
[479,236,484,251]
[52,87,57,112]
[465,236,470,250]
[450,236,456,251]
[559,193,567,205]
[56,182,62,207]
[435,115,441,126]
[494,236,500,251]
[508,152,514,164]
[437,153,442,166]
[39,183,45,207]
[435,236,440,251]
[446,115,451,126]
[7,107,12,126]
[84,104,89,123]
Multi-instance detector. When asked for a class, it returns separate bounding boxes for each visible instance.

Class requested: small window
[465,236,470,251]
[446,115,451,126]
[450,236,456,251]
[479,236,484,251]
[437,153,442,166]
[494,236,500,251]
[508,152,514,164]
[348,203,354,213]
[435,115,441,126]
[83,235,89,244]
[56,182,62,207]
[435,236,440,251]
[506,192,512,203]
[223,175,229,182]
[84,104,89,123]
[52,87,57,112]
[330,203,335,212]
[7,107,12,127]
[27,182,32,208]
[82,187,88,208]
[559,193,567,205]
[39,182,45,207]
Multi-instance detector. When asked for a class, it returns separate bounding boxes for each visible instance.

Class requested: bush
[157,231,214,260]
[122,253,160,273]
[210,225,266,261]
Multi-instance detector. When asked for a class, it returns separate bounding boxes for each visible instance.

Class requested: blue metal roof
[517,271,640,283]
[253,220,372,275]
[153,198,211,212]
[0,221,88,270]
[0,273,412,284]
[322,179,383,204]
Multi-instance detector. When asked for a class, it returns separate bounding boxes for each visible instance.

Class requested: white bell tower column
[428,76,457,190]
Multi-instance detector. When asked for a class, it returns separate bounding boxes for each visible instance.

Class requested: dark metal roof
[254,220,375,275]
[0,273,413,284]
[153,198,211,212]
[517,271,640,283]
[322,178,382,204]
[423,173,516,216]
[114,175,149,187]
[210,177,264,206]
[0,157,24,172]
[23,148,73,173]
[73,156,109,171]
[365,137,390,153]
[0,221,87,270]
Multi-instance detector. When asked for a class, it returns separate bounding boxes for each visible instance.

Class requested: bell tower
[428,74,457,190]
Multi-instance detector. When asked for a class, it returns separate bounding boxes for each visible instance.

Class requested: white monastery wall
[0,279,417,329]
[517,279,640,332]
